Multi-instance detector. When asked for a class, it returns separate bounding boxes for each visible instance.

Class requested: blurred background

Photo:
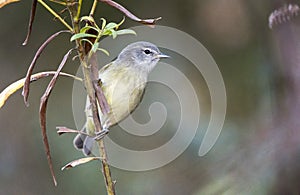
[1,0,300,194]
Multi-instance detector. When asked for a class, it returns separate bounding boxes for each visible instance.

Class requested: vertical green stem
[75,0,83,23]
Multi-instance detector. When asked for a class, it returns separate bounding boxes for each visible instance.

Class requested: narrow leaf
[80,16,96,24]
[105,22,118,30]
[97,48,110,56]
[39,49,73,186]
[70,33,97,42]
[56,126,90,136]
[61,157,102,170]
[114,16,125,30]
[22,0,37,45]
[99,0,161,26]
[116,29,136,36]
[80,25,99,34]
[111,30,117,39]
[102,29,112,36]
[22,30,71,106]
[81,38,94,47]
[0,0,20,8]
[0,71,82,109]
[100,18,107,30]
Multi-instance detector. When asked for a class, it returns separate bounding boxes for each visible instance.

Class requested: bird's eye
[144,49,152,55]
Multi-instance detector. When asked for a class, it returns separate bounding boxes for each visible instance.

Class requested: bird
[73,41,169,155]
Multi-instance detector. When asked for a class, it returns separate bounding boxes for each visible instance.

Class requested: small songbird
[73,41,169,155]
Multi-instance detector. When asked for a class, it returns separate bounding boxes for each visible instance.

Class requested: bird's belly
[104,80,145,127]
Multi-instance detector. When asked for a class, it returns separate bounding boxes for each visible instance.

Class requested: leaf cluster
[71,17,136,55]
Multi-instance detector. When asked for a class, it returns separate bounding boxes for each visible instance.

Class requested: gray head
[115,41,169,73]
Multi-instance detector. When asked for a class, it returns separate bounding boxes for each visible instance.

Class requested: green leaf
[116,29,136,36]
[111,30,117,39]
[100,18,107,30]
[105,22,118,30]
[70,33,97,42]
[102,29,112,36]
[81,38,94,47]
[80,16,95,23]
[80,25,99,34]
[105,17,125,31]
[115,17,125,30]
[97,48,110,56]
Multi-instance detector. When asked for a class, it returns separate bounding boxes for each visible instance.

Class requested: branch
[38,0,73,31]
[81,53,116,194]
[89,53,115,194]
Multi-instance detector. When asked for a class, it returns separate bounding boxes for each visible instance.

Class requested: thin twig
[90,0,98,17]
[38,0,73,31]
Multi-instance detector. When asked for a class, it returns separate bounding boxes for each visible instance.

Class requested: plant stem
[67,1,116,194]
[75,0,82,24]
[38,0,73,31]
[90,0,98,17]
[80,52,116,195]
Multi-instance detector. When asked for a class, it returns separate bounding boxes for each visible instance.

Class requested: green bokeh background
[1,0,300,194]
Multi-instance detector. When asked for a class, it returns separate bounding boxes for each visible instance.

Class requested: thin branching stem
[38,0,73,31]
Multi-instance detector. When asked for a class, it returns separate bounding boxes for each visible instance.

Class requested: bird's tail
[73,126,94,156]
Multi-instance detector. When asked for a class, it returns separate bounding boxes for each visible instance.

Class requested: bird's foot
[94,128,109,141]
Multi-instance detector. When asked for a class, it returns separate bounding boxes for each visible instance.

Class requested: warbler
[73,41,169,155]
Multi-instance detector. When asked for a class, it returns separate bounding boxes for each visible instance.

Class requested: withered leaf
[0,0,20,8]
[0,71,81,109]
[22,30,71,106]
[62,157,102,170]
[99,0,161,27]
[39,49,73,186]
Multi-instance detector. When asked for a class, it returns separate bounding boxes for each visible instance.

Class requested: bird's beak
[157,53,170,58]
